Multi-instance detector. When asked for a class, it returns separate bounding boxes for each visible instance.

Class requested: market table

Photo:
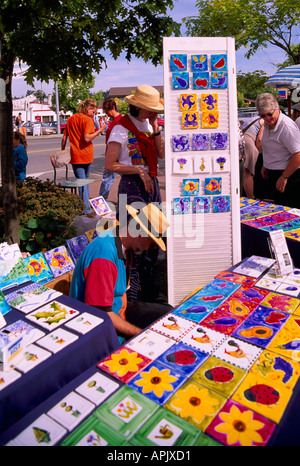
[0,294,119,434]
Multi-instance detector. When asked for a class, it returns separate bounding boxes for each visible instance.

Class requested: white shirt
[261,112,300,170]
[295,116,300,130]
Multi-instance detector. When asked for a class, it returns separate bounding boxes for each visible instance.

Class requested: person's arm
[84,122,106,143]
[149,114,165,159]
[255,119,264,153]
[107,311,142,338]
[61,131,68,150]
[276,152,300,193]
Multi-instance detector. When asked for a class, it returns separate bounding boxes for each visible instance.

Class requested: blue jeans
[72,163,91,213]
[99,169,116,200]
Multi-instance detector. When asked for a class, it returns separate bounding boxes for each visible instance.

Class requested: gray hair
[255,93,279,114]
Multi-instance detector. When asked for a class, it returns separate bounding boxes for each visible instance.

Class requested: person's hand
[261,166,268,180]
[137,167,153,192]
[276,175,288,193]
[148,112,159,132]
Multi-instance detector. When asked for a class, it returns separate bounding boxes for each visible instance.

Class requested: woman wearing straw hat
[105,85,166,303]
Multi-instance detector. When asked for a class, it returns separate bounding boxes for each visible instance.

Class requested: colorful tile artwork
[23,252,54,284]
[172,157,193,174]
[43,246,75,278]
[182,179,199,196]
[204,177,222,195]
[182,111,200,129]
[173,197,191,215]
[172,134,190,152]
[180,93,197,111]
[191,54,208,72]
[193,196,211,214]
[192,133,210,151]
[202,110,219,128]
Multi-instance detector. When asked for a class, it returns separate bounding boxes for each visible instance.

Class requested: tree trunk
[0,42,20,244]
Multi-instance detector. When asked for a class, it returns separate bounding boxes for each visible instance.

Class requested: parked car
[22,121,56,135]
[157,116,164,131]
[238,107,259,127]
[46,120,68,133]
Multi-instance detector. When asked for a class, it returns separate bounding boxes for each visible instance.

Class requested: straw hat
[126,203,169,251]
[125,85,164,112]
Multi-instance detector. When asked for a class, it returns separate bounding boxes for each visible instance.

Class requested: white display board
[163,37,241,306]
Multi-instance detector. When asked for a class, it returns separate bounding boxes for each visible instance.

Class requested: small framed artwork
[204,177,222,195]
[211,71,228,89]
[172,72,189,90]
[211,54,227,71]
[172,157,193,174]
[180,93,197,111]
[213,155,230,172]
[182,111,200,130]
[202,111,219,129]
[193,197,211,213]
[191,54,208,72]
[193,72,209,89]
[200,93,218,111]
[212,195,231,213]
[89,196,111,216]
[170,54,187,72]
[211,133,228,150]
[193,155,212,173]
[192,133,210,151]
[172,134,190,152]
[182,179,199,196]
[173,197,191,215]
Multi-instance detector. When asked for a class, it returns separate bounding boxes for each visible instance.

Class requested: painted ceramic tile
[9,414,67,446]
[182,326,227,354]
[180,93,197,111]
[206,399,276,446]
[126,329,175,360]
[210,132,228,150]
[85,228,98,242]
[191,54,208,72]
[201,93,218,111]
[214,271,257,287]
[192,133,210,151]
[26,300,79,331]
[1,319,44,347]
[232,372,293,423]
[250,305,290,330]
[130,407,201,447]
[194,278,240,305]
[216,295,254,319]
[172,134,190,152]
[172,72,189,90]
[202,110,219,128]
[43,246,75,278]
[285,228,300,241]
[193,72,209,89]
[255,277,282,292]
[37,328,78,354]
[15,343,51,373]
[60,415,128,446]
[47,392,95,431]
[250,349,300,391]
[232,318,278,349]
[173,197,191,215]
[283,269,300,287]
[6,283,62,314]
[75,371,120,406]
[191,356,246,398]
[193,433,222,446]
[200,308,244,335]
[211,54,228,71]
[150,314,196,340]
[193,197,211,214]
[172,296,213,322]
[97,346,151,383]
[172,157,193,174]
[232,256,275,278]
[204,177,222,195]
[0,290,11,316]
[128,361,186,405]
[65,312,103,334]
[182,178,199,196]
[213,337,262,371]
[243,211,299,229]
[182,111,200,129]
[66,234,89,264]
[262,218,300,233]
[89,196,111,217]
[93,386,158,439]
[276,282,300,297]
[156,342,208,378]
[164,379,226,431]
[267,314,300,359]
[24,253,54,284]
[231,285,269,307]
[0,368,22,391]
[193,155,211,173]
[213,155,230,172]
[0,242,30,290]
[212,195,231,213]
[211,71,228,88]
[261,292,300,314]
[170,54,187,72]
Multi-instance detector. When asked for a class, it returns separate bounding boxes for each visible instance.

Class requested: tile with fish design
[191,355,246,398]
[212,337,263,371]
[128,361,186,406]
[172,156,193,174]
[155,342,208,378]
[182,178,199,196]
[193,154,212,173]
[150,314,196,340]
[172,72,189,90]
[43,246,75,278]
[181,326,227,354]
[205,399,276,446]
[182,111,200,130]
[179,93,197,111]
[23,252,53,284]
[202,110,219,129]
[204,177,222,195]
[191,54,208,72]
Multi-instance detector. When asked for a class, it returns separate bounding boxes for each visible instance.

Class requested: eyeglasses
[260,110,276,118]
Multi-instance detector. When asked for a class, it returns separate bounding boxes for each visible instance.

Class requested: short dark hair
[102,98,117,111]
[129,104,140,117]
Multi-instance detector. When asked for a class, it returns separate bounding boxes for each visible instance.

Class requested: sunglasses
[260,110,276,118]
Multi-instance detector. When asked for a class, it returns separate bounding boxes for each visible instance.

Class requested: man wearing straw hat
[69,203,172,342]
[105,85,165,303]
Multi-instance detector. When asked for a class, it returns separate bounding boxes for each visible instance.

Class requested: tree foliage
[183,0,300,64]
[52,73,96,114]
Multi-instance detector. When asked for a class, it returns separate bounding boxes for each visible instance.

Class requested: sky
[12,0,287,98]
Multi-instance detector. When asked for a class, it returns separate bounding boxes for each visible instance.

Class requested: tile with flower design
[182,326,226,354]
[155,342,208,377]
[232,372,293,423]
[180,93,197,111]
[150,314,196,340]
[191,356,246,398]
[260,292,300,315]
[128,361,186,405]
[213,155,230,172]
[164,379,226,431]
[212,337,263,371]
[205,399,276,446]
[249,349,300,392]
[172,156,193,174]
[97,346,151,383]
[93,386,158,439]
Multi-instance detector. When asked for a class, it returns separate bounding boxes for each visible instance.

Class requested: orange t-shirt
[65,113,95,164]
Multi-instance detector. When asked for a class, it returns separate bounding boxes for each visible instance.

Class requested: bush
[0,177,85,253]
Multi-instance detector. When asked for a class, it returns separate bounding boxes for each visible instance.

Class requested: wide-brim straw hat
[125,85,164,112]
[126,203,169,251]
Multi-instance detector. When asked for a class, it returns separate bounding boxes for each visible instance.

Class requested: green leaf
[19,228,32,241]
[27,218,39,229]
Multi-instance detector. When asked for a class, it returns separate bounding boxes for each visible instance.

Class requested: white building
[13,93,71,123]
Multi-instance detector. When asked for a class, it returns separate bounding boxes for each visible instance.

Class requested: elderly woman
[255,93,300,208]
